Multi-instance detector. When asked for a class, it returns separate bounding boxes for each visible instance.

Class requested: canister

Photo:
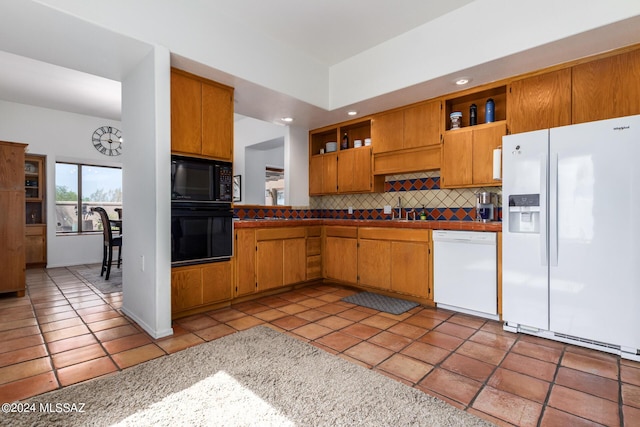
[450,112,462,129]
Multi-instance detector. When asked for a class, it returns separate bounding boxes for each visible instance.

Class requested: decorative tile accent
[237,173,502,221]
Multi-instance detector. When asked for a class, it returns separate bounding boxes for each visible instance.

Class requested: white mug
[320,148,325,154]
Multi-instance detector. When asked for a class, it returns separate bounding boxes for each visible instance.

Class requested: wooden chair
[93,207,122,280]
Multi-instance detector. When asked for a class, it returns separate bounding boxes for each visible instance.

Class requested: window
[55,162,122,234]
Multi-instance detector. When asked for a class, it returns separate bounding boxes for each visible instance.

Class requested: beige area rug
[7,326,493,427]
[70,264,122,294]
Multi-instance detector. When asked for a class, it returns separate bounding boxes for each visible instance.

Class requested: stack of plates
[325,142,337,153]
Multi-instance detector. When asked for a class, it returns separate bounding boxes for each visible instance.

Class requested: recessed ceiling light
[347,111,358,116]
[281,117,293,123]
[455,77,472,85]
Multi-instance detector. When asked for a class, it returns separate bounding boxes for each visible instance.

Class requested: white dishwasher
[433,230,498,320]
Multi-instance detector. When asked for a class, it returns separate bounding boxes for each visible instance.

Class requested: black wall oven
[171,202,233,266]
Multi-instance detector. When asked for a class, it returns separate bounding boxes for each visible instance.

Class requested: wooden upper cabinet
[472,122,507,185]
[508,68,572,134]
[371,110,403,154]
[171,68,234,161]
[441,121,505,188]
[338,147,372,193]
[322,152,338,194]
[572,49,640,124]
[441,128,473,187]
[171,71,202,155]
[372,100,440,154]
[403,100,441,149]
[308,155,324,196]
[202,82,233,160]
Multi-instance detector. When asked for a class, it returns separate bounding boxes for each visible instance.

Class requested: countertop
[234,218,502,232]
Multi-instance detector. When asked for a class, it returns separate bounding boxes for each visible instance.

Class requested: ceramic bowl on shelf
[325,142,337,152]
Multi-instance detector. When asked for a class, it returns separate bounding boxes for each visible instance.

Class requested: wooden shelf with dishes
[24,154,47,267]
[441,84,507,189]
[309,117,382,195]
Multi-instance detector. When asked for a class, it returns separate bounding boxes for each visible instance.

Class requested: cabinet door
[404,100,441,149]
[283,238,306,285]
[358,239,390,290]
[306,236,322,280]
[508,68,571,134]
[309,155,323,195]
[202,262,232,304]
[0,191,25,293]
[324,237,357,284]
[25,225,46,266]
[371,110,403,154]
[472,122,506,186]
[441,129,473,187]
[171,71,202,155]
[256,240,283,291]
[572,49,640,124]
[171,267,202,312]
[322,152,338,194]
[202,82,234,161]
[390,241,429,298]
[0,143,25,190]
[235,229,256,296]
[337,147,372,193]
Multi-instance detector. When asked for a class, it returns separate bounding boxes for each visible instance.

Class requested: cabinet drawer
[307,226,322,237]
[359,227,430,242]
[256,227,305,241]
[306,237,321,255]
[26,225,45,236]
[325,226,357,239]
[306,255,322,279]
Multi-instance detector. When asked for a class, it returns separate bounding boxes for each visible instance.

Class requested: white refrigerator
[502,114,640,360]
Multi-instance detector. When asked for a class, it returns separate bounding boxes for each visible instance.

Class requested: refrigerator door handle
[549,153,559,267]
[540,153,548,267]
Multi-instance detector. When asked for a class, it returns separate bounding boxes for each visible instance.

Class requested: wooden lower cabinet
[358,239,390,290]
[25,224,46,267]
[324,226,358,284]
[255,227,306,292]
[357,228,431,299]
[306,226,322,280]
[235,228,257,297]
[390,240,430,298]
[171,261,232,317]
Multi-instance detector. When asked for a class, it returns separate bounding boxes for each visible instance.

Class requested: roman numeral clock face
[92,126,122,156]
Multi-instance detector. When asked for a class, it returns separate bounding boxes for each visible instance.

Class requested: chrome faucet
[397,197,402,220]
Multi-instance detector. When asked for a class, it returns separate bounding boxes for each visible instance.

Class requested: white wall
[120,45,172,339]
[233,116,309,207]
[245,144,284,205]
[0,100,122,267]
[285,125,309,208]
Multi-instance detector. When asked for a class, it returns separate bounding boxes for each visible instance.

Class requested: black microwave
[171,155,233,202]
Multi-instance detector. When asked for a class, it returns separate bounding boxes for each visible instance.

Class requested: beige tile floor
[1,266,640,426]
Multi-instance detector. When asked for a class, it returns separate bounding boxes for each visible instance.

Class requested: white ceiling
[0,0,471,123]
[211,0,474,66]
[0,1,639,129]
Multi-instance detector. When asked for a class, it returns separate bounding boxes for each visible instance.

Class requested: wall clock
[92,126,123,156]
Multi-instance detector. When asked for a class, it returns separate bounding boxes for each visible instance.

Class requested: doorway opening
[265,167,284,205]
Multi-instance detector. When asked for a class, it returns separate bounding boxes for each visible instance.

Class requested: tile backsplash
[310,172,502,219]
[235,172,502,221]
